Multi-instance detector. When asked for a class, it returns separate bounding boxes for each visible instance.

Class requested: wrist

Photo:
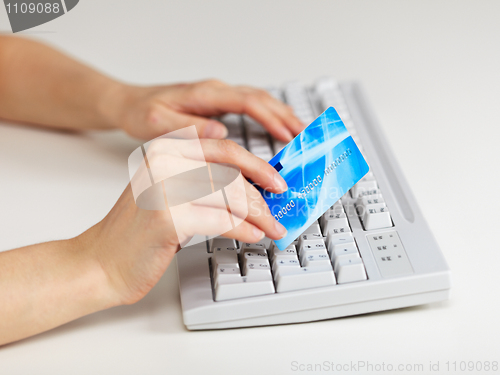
[70,225,122,311]
[97,80,136,131]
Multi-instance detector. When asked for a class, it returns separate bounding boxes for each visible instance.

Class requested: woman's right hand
[83,138,287,307]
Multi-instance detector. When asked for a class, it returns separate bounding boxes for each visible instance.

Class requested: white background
[1,1,499,374]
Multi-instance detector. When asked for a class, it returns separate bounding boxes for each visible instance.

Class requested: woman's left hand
[116,79,304,142]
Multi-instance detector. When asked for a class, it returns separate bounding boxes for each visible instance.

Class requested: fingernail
[203,121,228,139]
[275,221,287,238]
[274,173,288,192]
[253,227,266,241]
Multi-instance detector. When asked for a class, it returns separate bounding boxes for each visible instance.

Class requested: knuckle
[144,103,162,125]
[256,89,270,99]
[242,94,259,111]
[218,139,240,156]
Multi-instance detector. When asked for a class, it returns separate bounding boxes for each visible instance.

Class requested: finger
[236,87,305,138]
[200,139,288,194]
[220,221,266,244]
[179,82,303,142]
[261,95,306,136]
[163,165,287,241]
[172,203,266,244]
[169,172,286,241]
[148,104,228,139]
[210,87,296,142]
[242,98,295,142]
[240,179,287,240]
[186,178,287,241]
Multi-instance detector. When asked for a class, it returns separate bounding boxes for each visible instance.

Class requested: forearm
[0,36,130,131]
[0,227,116,346]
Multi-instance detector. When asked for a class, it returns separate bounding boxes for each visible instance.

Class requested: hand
[85,138,288,306]
[116,80,304,142]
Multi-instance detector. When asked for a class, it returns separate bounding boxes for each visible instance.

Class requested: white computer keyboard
[176,77,451,329]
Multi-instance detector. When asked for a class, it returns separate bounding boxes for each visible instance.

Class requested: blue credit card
[260,107,369,250]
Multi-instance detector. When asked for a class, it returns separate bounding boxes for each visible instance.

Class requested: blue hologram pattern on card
[261,107,369,250]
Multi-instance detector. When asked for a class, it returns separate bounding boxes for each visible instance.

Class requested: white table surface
[1,1,499,374]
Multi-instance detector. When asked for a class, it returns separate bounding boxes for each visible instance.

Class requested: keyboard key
[214,275,275,301]
[333,252,360,271]
[301,253,331,268]
[273,258,301,277]
[350,180,378,198]
[360,204,393,230]
[214,265,240,275]
[324,226,351,237]
[299,248,329,264]
[322,216,350,236]
[241,249,269,270]
[212,247,239,267]
[332,200,344,210]
[243,260,272,278]
[298,238,327,255]
[320,203,345,228]
[326,232,355,254]
[353,188,381,199]
[210,237,238,253]
[241,248,268,258]
[273,257,300,270]
[271,244,298,260]
[341,192,351,203]
[335,257,367,284]
[297,233,323,250]
[303,222,322,235]
[260,237,273,249]
[321,210,347,226]
[356,194,385,207]
[330,241,359,265]
[360,171,375,181]
[324,208,346,220]
[275,265,335,293]
[240,250,268,273]
[213,266,241,285]
[213,246,274,301]
[241,242,268,251]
